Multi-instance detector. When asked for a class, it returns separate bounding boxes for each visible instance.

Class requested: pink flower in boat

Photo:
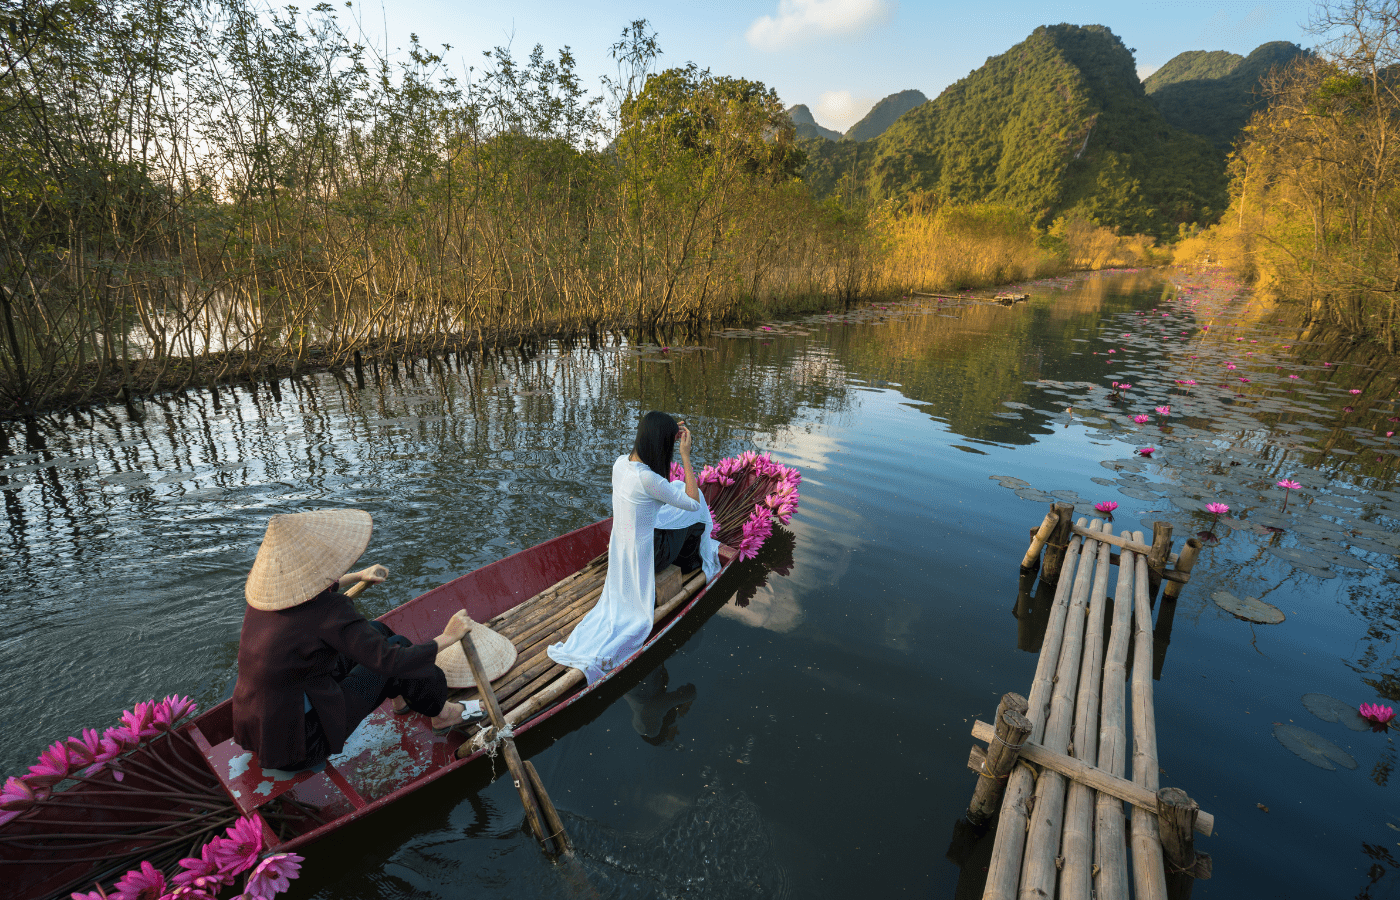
[1277,479,1302,491]
[1206,503,1230,516]
[1133,414,1150,424]
[70,891,108,900]
[1093,501,1118,516]
[111,860,165,900]
[66,728,104,770]
[1,775,37,811]
[120,701,160,740]
[25,740,72,789]
[1136,447,1156,457]
[212,816,264,874]
[1360,703,1395,730]
[243,852,304,899]
[1155,406,1170,416]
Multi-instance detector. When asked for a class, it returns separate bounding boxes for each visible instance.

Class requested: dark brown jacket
[232,587,438,768]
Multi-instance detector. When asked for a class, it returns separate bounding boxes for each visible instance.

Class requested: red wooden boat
[3,517,737,900]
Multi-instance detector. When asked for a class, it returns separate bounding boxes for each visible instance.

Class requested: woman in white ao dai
[547,412,706,683]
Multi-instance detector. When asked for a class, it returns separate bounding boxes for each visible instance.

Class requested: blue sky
[369,0,1314,131]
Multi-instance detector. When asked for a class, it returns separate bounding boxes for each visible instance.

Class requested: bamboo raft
[962,503,1213,900]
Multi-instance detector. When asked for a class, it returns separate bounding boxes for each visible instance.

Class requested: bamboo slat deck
[448,554,699,737]
[965,507,1212,900]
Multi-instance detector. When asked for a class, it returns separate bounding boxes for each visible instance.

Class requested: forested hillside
[852,24,1226,237]
[1145,42,1310,149]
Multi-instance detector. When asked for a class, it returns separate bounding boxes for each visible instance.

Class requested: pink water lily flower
[1277,480,1302,490]
[1155,406,1171,416]
[1288,374,1300,379]
[1349,388,1362,395]
[243,853,304,900]
[212,816,264,874]
[1093,501,1118,517]
[1227,363,1237,370]
[1239,377,1250,383]
[1206,502,1230,516]
[1360,703,1395,731]
[112,860,166,900]
[1133,414,1150,424]
[1136,447,1156,457]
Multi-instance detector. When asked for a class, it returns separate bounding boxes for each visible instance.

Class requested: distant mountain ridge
[843,89,927,142]
[786,104,842,141]
[1144,42,1310,150]
[786,89,928,144]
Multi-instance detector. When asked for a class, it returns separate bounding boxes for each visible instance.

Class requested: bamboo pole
[967,693,1031,824]
[1020,509,1059,573]
[966,722,1213,836]
[1070,524,1179,564]
[1094,535,1136,900]
[458,626,565,858]
[1162,537,1202,601]
[1131,531,1168,900]
[983,519,1088,900]
[1041,503,1075,582]
[1061,523,1114,900]
[1147,521,1174,600]
[1158,787,1207,899]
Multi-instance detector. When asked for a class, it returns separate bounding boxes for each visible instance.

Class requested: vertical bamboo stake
[1041,503,1076,582]
[983,518,1088,900]
[1094,536,1136,900]
[1020,509,1060,573]
[1131,531,1169,900]
[1162,537,1202,601]
[968,708,1034,824]
[1147,521,1174,600]
[1061,523,1114,900]
[1019,519,1104,900]
[1157,787,1201,899]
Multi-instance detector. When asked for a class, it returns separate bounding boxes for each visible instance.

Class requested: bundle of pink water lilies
[0,696,304,900]
[672,451,801,561]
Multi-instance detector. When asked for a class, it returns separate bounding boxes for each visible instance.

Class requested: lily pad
[1212,590,1285,624]
[1301,693,1370,732]
[1273,723,1358,771]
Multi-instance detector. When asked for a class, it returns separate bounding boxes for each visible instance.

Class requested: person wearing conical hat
[232,509,483,771]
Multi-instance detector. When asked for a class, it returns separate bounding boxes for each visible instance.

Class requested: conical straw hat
[434,620,518,688]
[246,510,373,611]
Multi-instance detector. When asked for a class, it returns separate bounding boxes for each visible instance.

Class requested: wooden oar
[459,624,573,858]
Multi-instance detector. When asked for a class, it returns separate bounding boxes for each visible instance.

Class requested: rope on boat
[470,722,515,759]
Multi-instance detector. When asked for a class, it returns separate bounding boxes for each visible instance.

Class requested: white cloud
[746,0,895,51]
[815,89,876,132]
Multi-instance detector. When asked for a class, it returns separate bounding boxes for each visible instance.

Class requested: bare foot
[429,701,465,731]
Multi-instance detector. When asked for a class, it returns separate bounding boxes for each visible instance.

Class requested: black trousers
[654,522,705,574]
[293,621,447,770]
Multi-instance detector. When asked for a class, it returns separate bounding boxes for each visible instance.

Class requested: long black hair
[633,411,679,479]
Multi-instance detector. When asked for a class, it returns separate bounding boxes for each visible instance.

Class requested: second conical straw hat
[246,509,373,611]
[434,620,518,688]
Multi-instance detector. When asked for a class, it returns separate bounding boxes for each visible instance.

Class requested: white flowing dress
[547,456,712,684]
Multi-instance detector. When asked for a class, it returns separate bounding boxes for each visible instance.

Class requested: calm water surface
[2,270,1397,899]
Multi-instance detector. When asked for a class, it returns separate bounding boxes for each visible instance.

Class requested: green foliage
[1146,42,1310,149]
[848,24,1225,238]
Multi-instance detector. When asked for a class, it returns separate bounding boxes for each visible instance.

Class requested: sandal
[431,700,486,735]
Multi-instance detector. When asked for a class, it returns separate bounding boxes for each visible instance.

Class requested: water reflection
[5,270,1400,897]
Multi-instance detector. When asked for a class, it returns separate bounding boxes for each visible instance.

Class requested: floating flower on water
[1226,363,1237,370]
[1388,432,1395,438]
[1239,377,1250,383]
[1345,406,1355,413]
[1206,502,1230,516]
[1349,388,1362,395]
[1093,501,1118,518]
[1155,405,1171,417]
[1277,480,1302,490]
[1133,414,1150,425]
[1136,447,1156,457]
[1288,374,1300,379]
[1360,703,1395,731]
[1107,349,1115,354]
[760,326,773,332]
[1324,362,1332,366]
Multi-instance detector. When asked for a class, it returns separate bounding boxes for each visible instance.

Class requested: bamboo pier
[960,504,1212,900]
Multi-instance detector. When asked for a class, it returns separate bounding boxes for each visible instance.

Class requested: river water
[1,269,1395,898]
